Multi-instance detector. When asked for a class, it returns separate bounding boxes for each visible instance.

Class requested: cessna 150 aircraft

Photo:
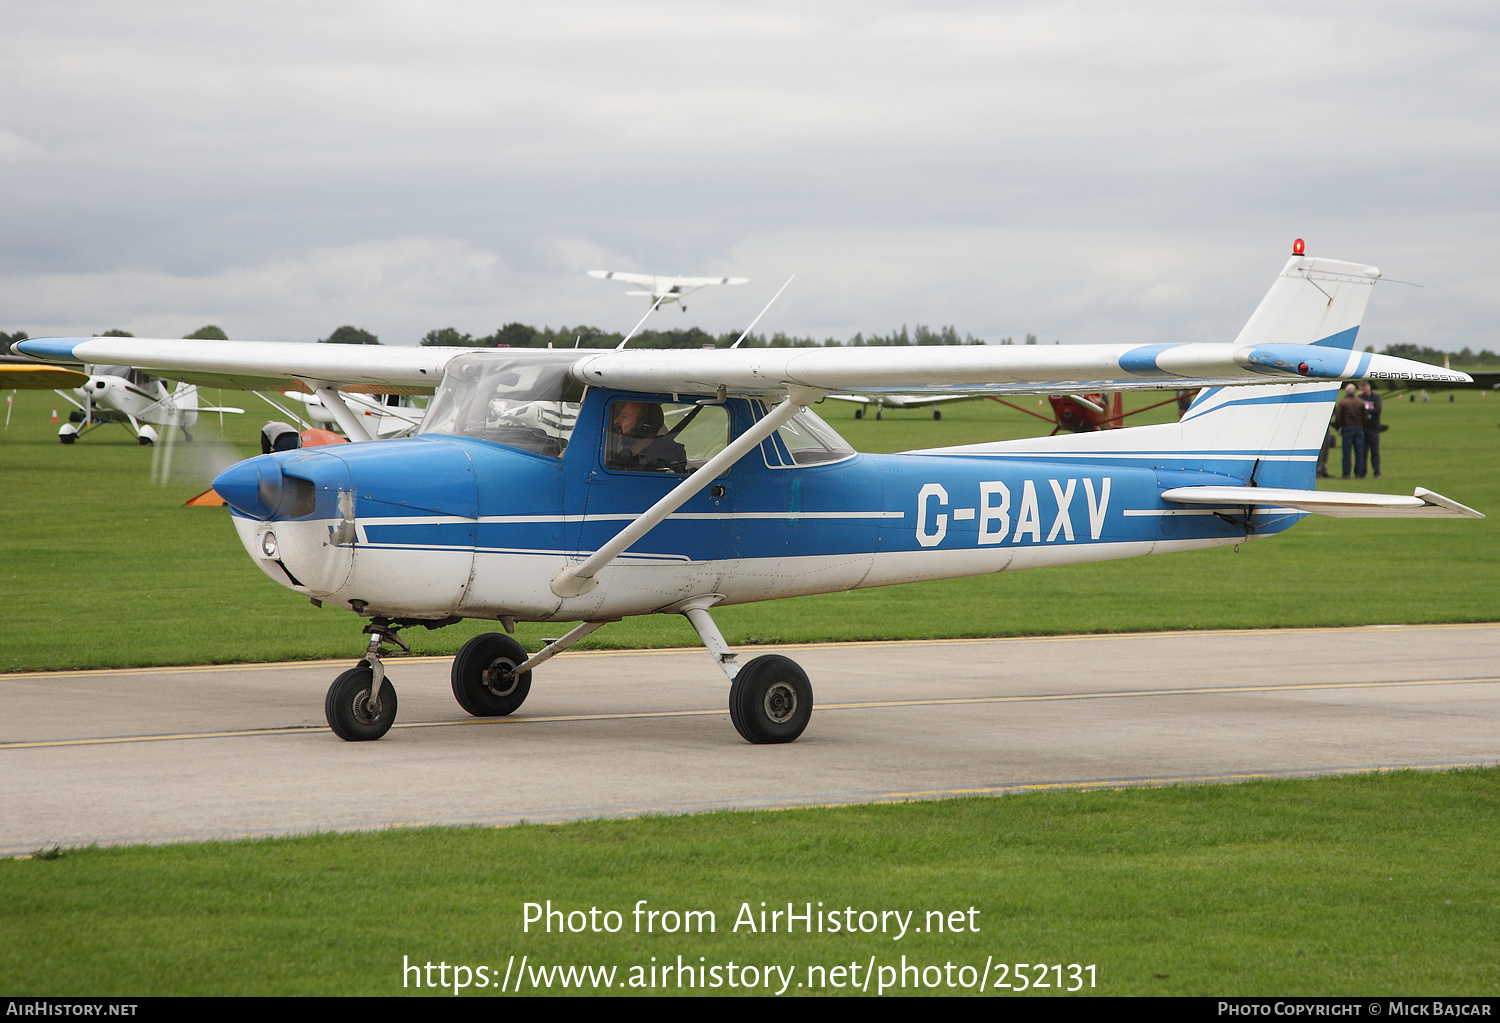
[588,270,748,312]
[16,248,1481,745]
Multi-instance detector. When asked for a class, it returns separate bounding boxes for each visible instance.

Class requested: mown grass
[1,768,1496,996]
[2,386,1497,672]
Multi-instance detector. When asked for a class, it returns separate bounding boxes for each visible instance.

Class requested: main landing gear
[325,608,814,745]
[451,632,532,716]
[728,655,813,744]
[681,601,813,744]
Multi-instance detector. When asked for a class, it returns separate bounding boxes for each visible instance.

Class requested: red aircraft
[989,390,1198,435]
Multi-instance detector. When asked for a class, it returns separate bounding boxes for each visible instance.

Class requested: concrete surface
[2,623,1497,854]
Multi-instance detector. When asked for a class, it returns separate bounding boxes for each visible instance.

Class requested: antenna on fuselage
[615,276,681,350]
[730,275,795,349]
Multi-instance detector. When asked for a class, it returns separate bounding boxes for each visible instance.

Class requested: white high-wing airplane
[16,247,1481,746]
[53,365,244,445]
[588,270,749,312]
[264,389,426,440]
[827,392,979,420]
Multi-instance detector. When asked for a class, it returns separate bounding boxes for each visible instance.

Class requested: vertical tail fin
[171,380,200,428]
[1176,255,1380,488]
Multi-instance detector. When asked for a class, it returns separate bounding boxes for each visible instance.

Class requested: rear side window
[758,404,855,467]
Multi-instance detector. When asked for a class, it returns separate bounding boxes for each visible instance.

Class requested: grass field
[2,768,1496,996]
[3,384,1497,997]
[2,384,1497,672]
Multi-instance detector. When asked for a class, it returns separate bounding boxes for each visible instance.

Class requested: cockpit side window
[604,399,729,474]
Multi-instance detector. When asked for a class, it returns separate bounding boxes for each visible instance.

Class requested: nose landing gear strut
[324,615,457,741]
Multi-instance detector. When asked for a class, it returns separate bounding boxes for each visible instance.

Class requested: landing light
[261,532,279,558]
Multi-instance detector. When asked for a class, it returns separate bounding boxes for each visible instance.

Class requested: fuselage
[217,386,1293,624]
[75,367,198,427]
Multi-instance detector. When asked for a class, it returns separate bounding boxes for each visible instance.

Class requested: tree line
[412,323,1033,350]
[1375,343,1500,367]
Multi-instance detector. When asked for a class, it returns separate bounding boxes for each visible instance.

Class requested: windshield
[419,351,584,457]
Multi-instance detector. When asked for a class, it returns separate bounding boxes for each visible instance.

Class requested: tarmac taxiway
[2,623,1497,855]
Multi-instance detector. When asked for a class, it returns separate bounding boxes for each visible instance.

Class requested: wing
[668,276,750,288]
[589,270,749,291]
[14,338,456,395]
[589,270,658,287]
[569,344,1472,397]
[20,337,1469,403]
[0,356,88,389]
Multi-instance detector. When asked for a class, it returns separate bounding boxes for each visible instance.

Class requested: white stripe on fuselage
[345,510,906,527]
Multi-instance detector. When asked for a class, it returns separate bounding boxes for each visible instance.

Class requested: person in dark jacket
[1333,384,1367,478]
[1359,382,1383,478]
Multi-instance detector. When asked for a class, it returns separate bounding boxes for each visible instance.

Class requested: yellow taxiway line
[5,674,1496,750]
[5,621,1497,681]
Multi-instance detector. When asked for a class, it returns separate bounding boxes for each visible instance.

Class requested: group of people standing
[1318,382,1383,479]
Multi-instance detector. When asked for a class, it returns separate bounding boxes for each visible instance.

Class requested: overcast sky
[2,1,1496,351]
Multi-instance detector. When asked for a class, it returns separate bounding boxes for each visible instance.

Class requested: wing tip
[1414,487,1485,519]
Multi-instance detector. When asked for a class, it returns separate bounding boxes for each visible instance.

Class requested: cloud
[2,2,1497,350]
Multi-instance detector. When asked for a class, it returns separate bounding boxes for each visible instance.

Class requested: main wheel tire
[728,654,812,744]
[325,665,397,741]
[451,632,532,717]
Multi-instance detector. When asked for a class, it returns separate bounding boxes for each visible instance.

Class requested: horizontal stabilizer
[1160,485,1484,519]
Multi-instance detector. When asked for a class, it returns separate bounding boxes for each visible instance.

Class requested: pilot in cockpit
[607,400,688,472]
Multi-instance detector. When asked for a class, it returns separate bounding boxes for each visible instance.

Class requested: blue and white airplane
[16,248,1481,745]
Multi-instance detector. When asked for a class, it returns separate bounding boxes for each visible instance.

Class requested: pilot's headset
[630,403,664,439]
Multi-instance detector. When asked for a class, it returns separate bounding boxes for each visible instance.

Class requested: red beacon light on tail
[1293,238,1306,256]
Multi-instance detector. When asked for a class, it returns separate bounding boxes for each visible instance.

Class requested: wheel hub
[352,688,381,724]
[482,659,521,697]
[763,682,797,723]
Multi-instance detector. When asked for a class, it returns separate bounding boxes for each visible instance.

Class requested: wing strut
[312,386,373,442]
[550,387,820,598]
[615,276,681,350]
[730,274,795,349]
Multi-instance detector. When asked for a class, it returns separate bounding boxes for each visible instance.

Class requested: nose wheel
[325,665,397,741]
[325,616,416,741]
